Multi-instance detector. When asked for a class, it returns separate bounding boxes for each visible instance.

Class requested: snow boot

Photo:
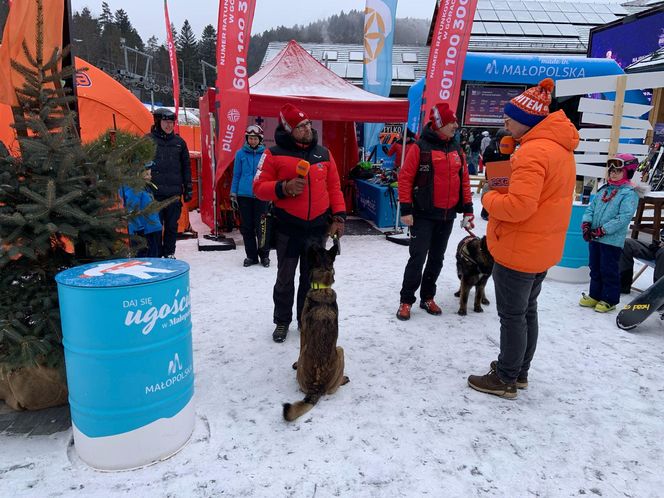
[579,293,599,308]
[594,301,616,313]
[260,256,270,268]
[272,324,288,343]
[490,360,528,389]
[243,258,258,267]
[468,369,517,399]
[419,299,442,315]
[396,303,411,321]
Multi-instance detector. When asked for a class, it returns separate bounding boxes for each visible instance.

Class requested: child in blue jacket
[580,157,639,312]
[120,162,162,257]
[231,125,269,267]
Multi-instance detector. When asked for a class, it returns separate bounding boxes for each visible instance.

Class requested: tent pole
[386,122,410,246]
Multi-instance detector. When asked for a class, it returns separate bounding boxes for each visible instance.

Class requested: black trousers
[399,217,454,305]
[238,196,269,260]
[273,228,326,327]
[494,263,547,383]
[158,200,182,257]
[619,238,664,283]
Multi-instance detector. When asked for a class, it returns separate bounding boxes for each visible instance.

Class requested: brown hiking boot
[490,360,528,389]
[396,303,411,321]
[419,299,442,315]
[468,369,517,399]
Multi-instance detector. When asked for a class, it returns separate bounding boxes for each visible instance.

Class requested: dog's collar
[311,282,331,290]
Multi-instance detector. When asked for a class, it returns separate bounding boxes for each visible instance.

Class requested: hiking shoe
[243,258,258,267]
[579,293,598,308]
[419,299,442,315]
[594,301,616,313]
[468,369,517,399]
[396,303,411,321]
[260,257,270,268]
[272,324,288,343]
[490,360,528,389]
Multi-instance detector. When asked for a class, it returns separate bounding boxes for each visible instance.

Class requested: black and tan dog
[283,242,349,422]
[454,235,494,316]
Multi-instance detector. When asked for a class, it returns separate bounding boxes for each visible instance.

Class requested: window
[530,11,550,22]
[484,22,505,35]
[502,23,524,35]
[512,11,534,22]
[322,50,338,61]
[349,51,363,62]
[539,24,561,36]
[548,12,569,23]
[521,23,542,35]
[401,52,418,63]
[346,63,363,79]
[478,9,498,21]
[396,65,415,81]
[328,62,346,77]
[496,10,516,21]
[558,24,579,36]
[472,21,487,34]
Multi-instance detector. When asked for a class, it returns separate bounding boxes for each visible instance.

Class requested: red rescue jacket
[398,124,473,220]
[253,127,346,231]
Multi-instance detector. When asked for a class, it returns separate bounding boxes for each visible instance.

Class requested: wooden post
[647,87,663,145]
[608,74,627,159]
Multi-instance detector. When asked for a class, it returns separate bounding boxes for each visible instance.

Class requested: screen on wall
[463,85,525,127]
[589,9,664,69]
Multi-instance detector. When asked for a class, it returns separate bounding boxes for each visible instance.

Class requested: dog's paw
[342,376,350,385]
[454,290,460,297]
[292,361,298,370]
[481,298,490,305]
[457,309,467,316]
[474,306,484,313]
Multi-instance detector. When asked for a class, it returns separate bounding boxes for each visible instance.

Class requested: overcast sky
[70,0,435,42]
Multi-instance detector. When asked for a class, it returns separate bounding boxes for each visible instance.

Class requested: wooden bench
[469,175,487,194]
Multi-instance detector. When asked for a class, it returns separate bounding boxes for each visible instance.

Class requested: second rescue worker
[253,103,346,343]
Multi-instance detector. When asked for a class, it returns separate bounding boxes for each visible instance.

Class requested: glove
[582,222,592,242]
[590,227,606,239]
[230,193,239,211]
[183,187,193,203]
[329,215,345,238]
[460,214,475,229]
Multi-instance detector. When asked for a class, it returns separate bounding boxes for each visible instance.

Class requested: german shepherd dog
[454,235,494,316]
[283,242,349,422]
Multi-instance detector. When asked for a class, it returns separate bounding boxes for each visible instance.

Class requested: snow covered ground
[1,210,663,497]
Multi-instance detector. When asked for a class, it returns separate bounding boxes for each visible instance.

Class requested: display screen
[589,10,664,69]
[463,85,525,127]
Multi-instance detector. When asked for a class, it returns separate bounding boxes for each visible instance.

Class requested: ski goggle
[607,158,625,172]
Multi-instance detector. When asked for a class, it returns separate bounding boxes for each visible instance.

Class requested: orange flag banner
[0,0,65,106]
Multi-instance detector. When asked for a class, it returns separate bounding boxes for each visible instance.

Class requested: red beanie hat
[503,78,554,127]
[279,103,308,132]
[430,103,457,130]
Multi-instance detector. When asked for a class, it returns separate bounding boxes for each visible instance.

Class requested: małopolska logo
[81,260,175,280]
[168,353,183,375]
[227,108,241,123]
[485,60,498,75]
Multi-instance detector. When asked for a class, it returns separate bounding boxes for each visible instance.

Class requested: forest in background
[0,1,430,106]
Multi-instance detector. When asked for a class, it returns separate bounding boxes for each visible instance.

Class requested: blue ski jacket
[582,183,638,248]
[232,143,265,197]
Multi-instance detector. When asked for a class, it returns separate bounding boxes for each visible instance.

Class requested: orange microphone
[499,136,516,155]
[296,160,310,178]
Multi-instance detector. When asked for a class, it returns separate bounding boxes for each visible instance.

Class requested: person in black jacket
[148,108,192,258]
[480,128,512,221]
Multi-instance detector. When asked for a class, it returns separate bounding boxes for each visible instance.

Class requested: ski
[616,276,664,330]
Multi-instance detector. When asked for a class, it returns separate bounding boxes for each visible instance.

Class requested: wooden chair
[631,258,656,293]
[630,194,664,243]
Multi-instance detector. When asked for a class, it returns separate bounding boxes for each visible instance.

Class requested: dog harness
[458,235,480,267]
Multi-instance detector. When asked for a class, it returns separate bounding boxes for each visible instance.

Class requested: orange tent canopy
[0,57,153,153]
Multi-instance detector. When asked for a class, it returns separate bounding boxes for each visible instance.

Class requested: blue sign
[56,258,194,438]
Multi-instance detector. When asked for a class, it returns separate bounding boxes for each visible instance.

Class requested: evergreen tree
[71,7,102,63]
[114,8,144,51]
[177,20,199,85]
[198,24,216,86]
[0,0,8,35]
[0,8,156,372]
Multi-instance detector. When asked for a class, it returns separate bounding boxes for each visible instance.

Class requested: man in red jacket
[254,103,346,343]
[396,102,474,321]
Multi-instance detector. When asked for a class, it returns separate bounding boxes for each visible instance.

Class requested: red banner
[214,0,256,187]
[163,0,180,132]
[199,90,215,229]
[421,0,477,127]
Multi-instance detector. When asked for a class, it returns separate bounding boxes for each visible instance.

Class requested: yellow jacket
[482,110,579,273]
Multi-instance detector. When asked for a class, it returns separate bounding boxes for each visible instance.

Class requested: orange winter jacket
[253,127,346,231]
[481,110,579,273]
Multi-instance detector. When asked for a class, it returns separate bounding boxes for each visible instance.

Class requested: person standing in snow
[253,103,346,343]
[480,130,491,156]
[148,108,192,258]
[468,79,578,399]
[231,125,270,268]
[395,102,474,321]
[579,156,639,313]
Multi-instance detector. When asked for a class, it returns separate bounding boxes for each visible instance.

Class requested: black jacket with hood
[148,126,192,200]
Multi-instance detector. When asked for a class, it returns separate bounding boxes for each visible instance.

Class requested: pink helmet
[615,153,639,179]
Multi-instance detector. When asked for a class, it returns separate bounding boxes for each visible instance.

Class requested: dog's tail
[282,392,322,422]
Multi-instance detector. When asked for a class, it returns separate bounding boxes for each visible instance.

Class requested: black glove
[582,222,592,242]
[183,187,193,203]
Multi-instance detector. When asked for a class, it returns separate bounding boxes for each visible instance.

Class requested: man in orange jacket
[468,79,578,398]
[254,103,346,343]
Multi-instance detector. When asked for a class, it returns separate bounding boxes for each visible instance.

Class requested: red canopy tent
[200,40,409,230]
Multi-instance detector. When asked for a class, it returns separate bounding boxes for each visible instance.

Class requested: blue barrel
[549,202,591,283]
[55,258,195,470]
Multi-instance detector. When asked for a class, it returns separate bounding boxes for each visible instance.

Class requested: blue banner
[363,0,398,155]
